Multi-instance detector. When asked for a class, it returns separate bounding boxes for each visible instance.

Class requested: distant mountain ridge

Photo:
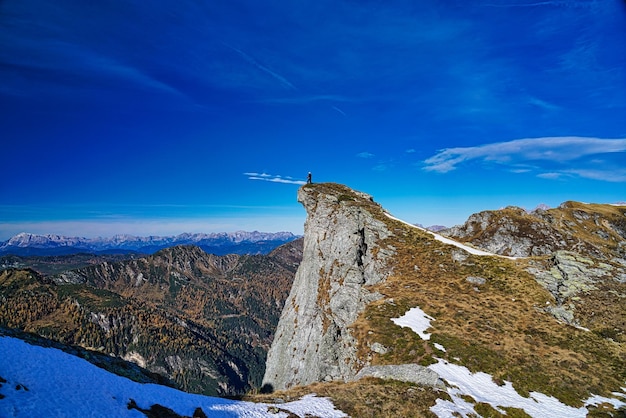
[0,231,299,256]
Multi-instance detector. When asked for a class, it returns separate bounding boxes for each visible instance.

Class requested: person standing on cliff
[307,172,312,184]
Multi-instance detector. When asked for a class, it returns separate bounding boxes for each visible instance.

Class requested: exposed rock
[441,201,626,333]
[451,250,469,263]
[530,251,609,302]
[369,342,389,355]
[442,207,568,257]
[442,202,626,258]
[527,250,623,325]
[354,364,443,388]
[122,351,147,369]
[465,276,486,286]
[263,183,395,390]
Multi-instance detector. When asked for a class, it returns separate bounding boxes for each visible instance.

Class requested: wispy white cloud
[537,172,564,180]
[536,168,626,183]
[357,152,375,159]
[423,136,626,182]
[527,96,561,111]
[563,168,626,183]
[243,172,306,185]
[1,34,191,101]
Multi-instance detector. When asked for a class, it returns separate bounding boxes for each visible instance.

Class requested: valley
[0,239,302,396]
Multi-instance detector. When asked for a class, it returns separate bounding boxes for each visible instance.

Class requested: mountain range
[1,183,624,417]
[0,239,302,396]
[0,231,299,256]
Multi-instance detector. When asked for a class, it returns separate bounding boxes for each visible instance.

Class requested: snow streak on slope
[384,213,518,259]
[392,307,626,418]
[0,337,347,418]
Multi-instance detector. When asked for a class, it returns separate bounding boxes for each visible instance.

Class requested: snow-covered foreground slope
[0,337,347,418]
[392,308,626,418]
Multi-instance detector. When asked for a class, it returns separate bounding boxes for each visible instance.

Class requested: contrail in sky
[332,106,347,116]
[224,43,296,90]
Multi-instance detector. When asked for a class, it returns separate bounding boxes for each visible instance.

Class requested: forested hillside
[0,240,302,395]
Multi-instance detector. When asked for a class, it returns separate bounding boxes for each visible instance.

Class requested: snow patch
[586,391,626,410]
[429,359,589,418]
[390,307,626,417]
[391,306,434,340]
[433,343,446,352]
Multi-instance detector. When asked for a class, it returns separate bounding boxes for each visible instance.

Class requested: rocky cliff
[263,183,396,390]
[441,202,626,259]
[258,183,625,417]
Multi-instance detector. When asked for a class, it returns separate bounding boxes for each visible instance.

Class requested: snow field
[0,336,347,418]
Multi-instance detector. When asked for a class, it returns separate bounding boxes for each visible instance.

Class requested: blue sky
[1,0,625,239]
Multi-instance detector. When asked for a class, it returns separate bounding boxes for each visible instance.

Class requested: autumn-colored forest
[0,241,301,396]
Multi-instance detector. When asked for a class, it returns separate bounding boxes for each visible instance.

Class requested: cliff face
[263,183,395,390]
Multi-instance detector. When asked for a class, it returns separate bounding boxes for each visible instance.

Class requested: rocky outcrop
[354,364,443,387]
[262,183,395,391]
[440,202,626,328]
[441,202,626,258]
[527,250,626,326]
[441,202,626,330]
[442,206,568,257]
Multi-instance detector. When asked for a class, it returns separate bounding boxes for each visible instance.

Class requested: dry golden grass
[245,378,442,418]
[317,266,334,333]
[351,216,625,407]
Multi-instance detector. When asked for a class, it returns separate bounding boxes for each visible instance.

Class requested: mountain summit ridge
[441,201,626,258]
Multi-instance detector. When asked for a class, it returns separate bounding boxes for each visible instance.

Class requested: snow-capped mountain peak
[0,231,299,255]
